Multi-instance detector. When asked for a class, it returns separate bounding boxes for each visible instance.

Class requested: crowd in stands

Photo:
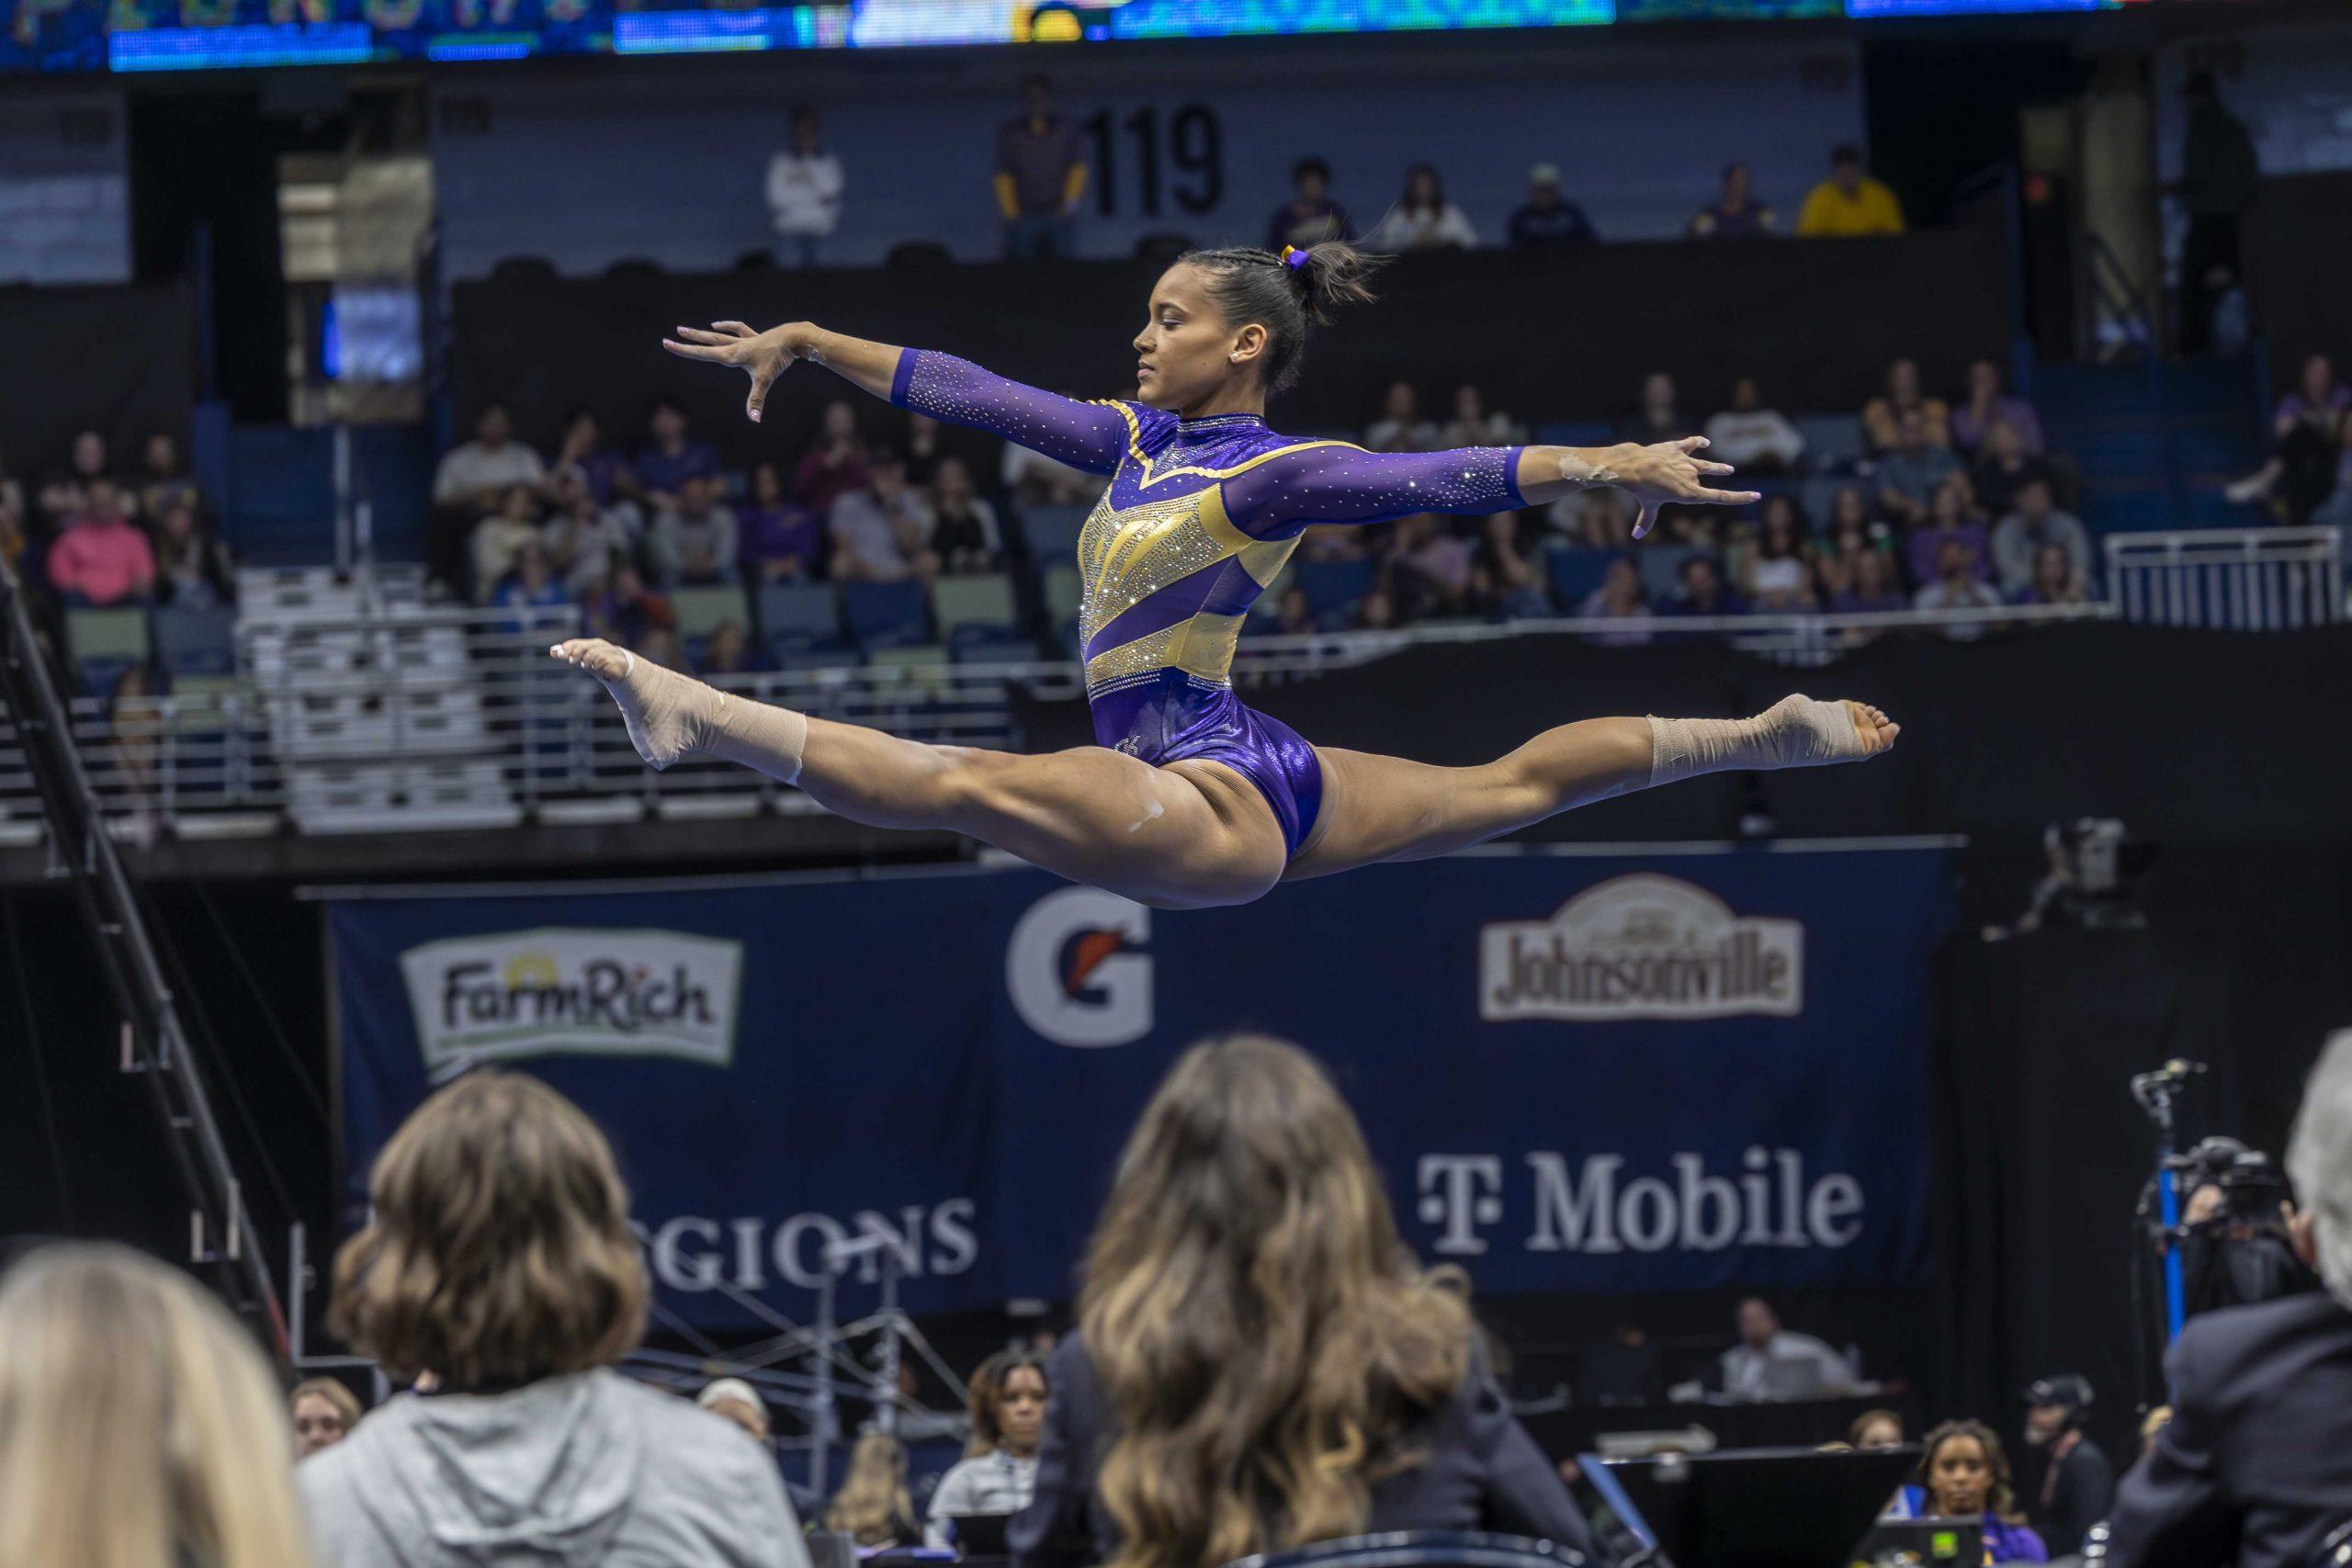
[428,349,2090,676]
[761,76,1908,268]
[7,1026,2352,1568]
[4,428,233,615]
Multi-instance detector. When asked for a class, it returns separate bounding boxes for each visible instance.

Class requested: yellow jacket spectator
[1796,146,1905,237]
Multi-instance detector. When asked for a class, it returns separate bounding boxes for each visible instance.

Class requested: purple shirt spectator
[741,502,824,580]
[1907,521,1990,586]
[1951,396,2044,457]
[634,440,719,503]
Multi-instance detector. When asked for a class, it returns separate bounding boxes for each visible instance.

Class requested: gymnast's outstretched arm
[662,321,1131,475]
[1217,436,1762,541]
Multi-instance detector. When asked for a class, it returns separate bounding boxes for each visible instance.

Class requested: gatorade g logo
[1006,887,1152,1047]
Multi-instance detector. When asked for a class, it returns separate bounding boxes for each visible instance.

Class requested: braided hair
[1178,241,1384,395]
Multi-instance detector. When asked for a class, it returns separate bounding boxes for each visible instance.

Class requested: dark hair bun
[1286,241,1385,326]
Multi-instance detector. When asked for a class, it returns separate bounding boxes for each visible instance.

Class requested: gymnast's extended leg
[549,638,1286,908]
[1283,695,1898,881]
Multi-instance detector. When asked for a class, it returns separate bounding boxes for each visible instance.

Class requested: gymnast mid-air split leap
[553,241,1898,909]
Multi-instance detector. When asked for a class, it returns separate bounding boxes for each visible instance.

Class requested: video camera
[2157,1135,2316,1318]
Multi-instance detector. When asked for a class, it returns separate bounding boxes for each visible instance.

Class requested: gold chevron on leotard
[1074,473,1300,692]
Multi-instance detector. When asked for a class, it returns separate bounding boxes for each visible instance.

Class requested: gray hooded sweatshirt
[300,1369,808,1568]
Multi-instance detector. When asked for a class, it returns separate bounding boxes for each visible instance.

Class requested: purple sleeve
[1218,443,1525,539]
[889,349,1133,477]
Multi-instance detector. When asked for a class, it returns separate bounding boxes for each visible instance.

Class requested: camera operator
[2173,1138,2320,1319]
[2104,1031,2352,1568]
[2020,1375,2114,1555]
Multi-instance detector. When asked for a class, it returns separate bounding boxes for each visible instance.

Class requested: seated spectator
[133,431,202,525]
[928,1349,1048,1549]
[1850,1410,1905,1450]
[1743,499,1816,610]
[1366,380,1439,454]
[150,499,235,610]
[471,483,545,602]
[492,537,569,630]
[650,473,741,586]
[2106,1029,2352,1568]
[633,397,722,514]
[1658,553,1747,617]
[1002,399,1100,505]
[1862,356,1952,453]
[1689,160,1778,239]
[1365,163,1477,253]
[36,428,113,539]
[435,402,545,527]
[47,479,154,606]
[0,1243,312,1568]
[303,1072,805,1567]
[1442,384,1523,448]
[795,400,870,516]
[1913,536,2003,615]
[1969,416,2052,521]
[582,564,675,650]
[830,449,939,582]
[2022,1374,2115,1557]
[2226,353,2352,522]
[904,411,989,490]
[1268,156,1352,252]
[1550,485,1636,551]
[827,1432,922,1549]
[1830,546,1908,615]
[545,468,645,595]
[548,405,636,513]
[1875,407,1962,526]
[738,460,824,582]
[2017,541,2090,607]
[1470,513,1548,620]
[1990,477,2091,598]
[929,456,1004,574]
[1578,555,1655,645]
[697,618,763,676]
[1720,1298,1856,1401]
[1704,378,1805,474]
[1952,358,2044,457]
[1388,512,1475,619]
[292,1376,364,1458]
[1905,474,1990,588]
[1506,164,1597,249]
[1795,144,1905,238]
[697,1376,772,1442]
[1622,371,1688,446]
[1899,1421,2046,1564]
[1013,1036,1602,1568]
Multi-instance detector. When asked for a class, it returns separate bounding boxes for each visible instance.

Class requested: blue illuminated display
[1,0,2148,74]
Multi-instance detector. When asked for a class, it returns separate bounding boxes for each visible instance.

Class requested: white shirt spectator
[1365,414,1441,454]
[434,440,544,507]
[1913,577,2004,612]
[1365,202,1478,253]
[1719,1332,1858,1403]
[650,502,740,583]
[1990,505,2093,596]
[924,1450,1038,1550]
[546,506,642,594]
[830,488,936,581]
[1702,407,1806,471]
[766,149,845,240]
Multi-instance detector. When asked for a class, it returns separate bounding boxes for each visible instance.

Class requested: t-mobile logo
[1417,1155,1504,1255]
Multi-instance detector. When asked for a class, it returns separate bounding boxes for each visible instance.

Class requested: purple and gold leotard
[890,349,1524,856]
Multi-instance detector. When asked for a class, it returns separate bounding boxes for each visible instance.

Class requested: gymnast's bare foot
[1843,700,1901,756]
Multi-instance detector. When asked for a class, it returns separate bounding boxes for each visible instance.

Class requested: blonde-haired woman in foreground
[0,1242,312,1568]
[1012,1034,1600,1568]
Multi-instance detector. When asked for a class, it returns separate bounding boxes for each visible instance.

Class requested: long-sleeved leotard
[888,349,1525,854]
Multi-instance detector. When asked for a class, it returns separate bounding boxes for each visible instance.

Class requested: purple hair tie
[1281,244,1311,272]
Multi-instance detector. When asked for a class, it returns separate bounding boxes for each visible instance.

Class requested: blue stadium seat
[931,573,1028,661]
[1545,547,1612,612]
[1294,558,1375,626]
[841,579,932,650]
[1019,503,1091,560]
[1637,545,1696,603]
[755,581,847,662]
[153,605,240,677]
[1796,414,1865,473]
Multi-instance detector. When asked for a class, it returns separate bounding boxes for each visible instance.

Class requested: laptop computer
[945,1513,1012,1557]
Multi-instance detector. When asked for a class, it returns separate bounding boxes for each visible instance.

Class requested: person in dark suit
[2104,1030,2352,1568]
[1009,1035,1602,1568]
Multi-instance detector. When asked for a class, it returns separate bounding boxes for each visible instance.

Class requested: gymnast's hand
[1597,436,1760,540]
[662,320,803,423]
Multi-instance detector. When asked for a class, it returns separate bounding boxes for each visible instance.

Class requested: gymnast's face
[1134,264,1264,413]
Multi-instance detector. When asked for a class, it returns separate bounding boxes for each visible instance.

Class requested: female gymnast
[553,241,1897,909]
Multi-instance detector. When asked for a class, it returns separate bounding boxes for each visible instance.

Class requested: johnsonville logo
[399,928,743,1077]
[1480,874,1803,1022]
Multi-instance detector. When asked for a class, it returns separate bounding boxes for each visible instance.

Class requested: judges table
[1522,1393,1923,1462]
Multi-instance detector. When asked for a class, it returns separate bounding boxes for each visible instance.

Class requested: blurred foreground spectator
[1506,164,1597,250]
[766,106,845,269]
[999,74,1086,261]
[1268,156,1351,252]
[1690,161,1777,239]
[1795,144,1905,238]
[1366,163,1477,253]
[292,1376,363,1458]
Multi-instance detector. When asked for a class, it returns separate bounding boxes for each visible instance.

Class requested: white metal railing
[0,594,2202,849]
[2106,527,2345,630]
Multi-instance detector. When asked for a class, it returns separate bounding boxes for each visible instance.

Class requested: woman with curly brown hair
[1012,1035,1599,1568]
[300,1070,806,1568]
